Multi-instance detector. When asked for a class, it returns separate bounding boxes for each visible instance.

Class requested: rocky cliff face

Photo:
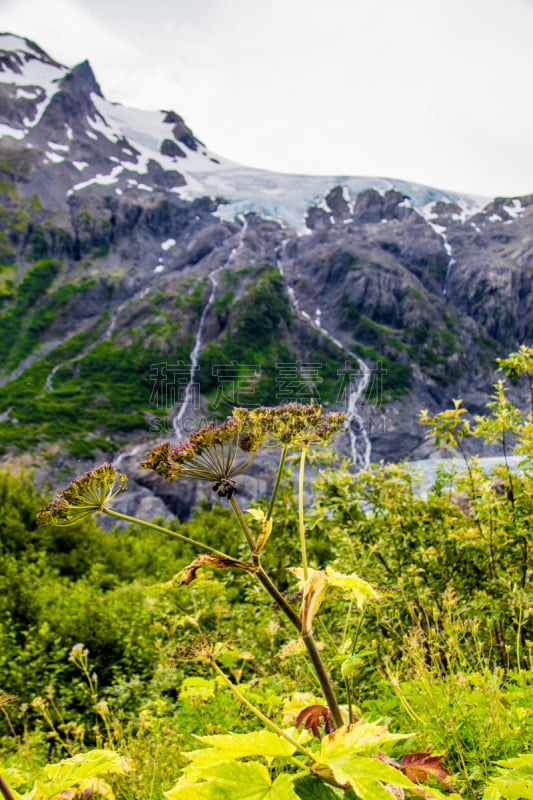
[1,33,532,519]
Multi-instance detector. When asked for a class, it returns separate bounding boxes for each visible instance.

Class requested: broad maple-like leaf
[399,753,453,791]
[295,704,334,740]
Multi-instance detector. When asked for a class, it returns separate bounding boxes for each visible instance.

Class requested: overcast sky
[1,0,533,198]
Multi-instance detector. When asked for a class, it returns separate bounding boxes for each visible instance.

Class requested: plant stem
[228,495,256,551]
[298,447,309,579]
[0,776,15,800]
[209,660,314,759]
[254,563,302,629]
[345,608,366,723]
[102,508,231,559]
[266,444,288,521]
[344,676,353,725]
[228,494,344,730]
[302,632,344,729]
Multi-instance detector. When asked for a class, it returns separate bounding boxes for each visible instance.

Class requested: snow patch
[161,238,176,251]
[154,265,164,273]
[46,150,64,163]
[16,86,39,99]
[0,123,25,139]
[48,141,69,151]
[504,198,524,219]
[73,161,89,171]
[70,164,123,191]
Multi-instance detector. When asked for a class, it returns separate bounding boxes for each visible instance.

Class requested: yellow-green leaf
[33,750,129,800]
[325,568,380,609]
[320,753,420,791]
[320,723,412,760]
[166,761,299,800]
[43,749,128,783]
[489,780,533,800]
[180,728,299,782]
[194,728,298,758]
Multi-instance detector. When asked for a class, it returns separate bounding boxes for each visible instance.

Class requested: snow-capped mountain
[0,32,490,227]
[1,33,532,519]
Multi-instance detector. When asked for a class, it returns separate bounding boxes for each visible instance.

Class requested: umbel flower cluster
[36,404,346,525]
[36,463,126,526]
[141,402,346,497]
[140,414,252,497]
[238,402,346,451]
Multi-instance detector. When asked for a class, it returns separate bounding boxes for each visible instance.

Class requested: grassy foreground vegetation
[1,348,533,800]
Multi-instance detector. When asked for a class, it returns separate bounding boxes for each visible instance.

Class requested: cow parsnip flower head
[37,463,127,526]
[238,402,345,452]
[140,414,255,497]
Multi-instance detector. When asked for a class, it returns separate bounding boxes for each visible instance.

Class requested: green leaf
[179,677,220,701]
[269,774,302,800]
[165,761,300,800]
[193,729,298,760]
[325,568,380,609]
[180,729,299,784]
[164,781,217,800]
[319,723,411,759]
[43,749,127,783]
[490,779,533,800]
[483,754,533,800]
[33,749,128,798]
[495,754,533,771]
[482,786,502,800]
[294,775,355,799]
[318,753,419,794]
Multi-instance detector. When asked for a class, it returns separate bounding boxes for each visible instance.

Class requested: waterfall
[172,216,249,440]
[112,443,142,471]
[277,244,371,470]
[172,266,222,439]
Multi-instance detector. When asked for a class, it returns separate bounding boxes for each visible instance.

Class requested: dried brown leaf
[179,554,255,585]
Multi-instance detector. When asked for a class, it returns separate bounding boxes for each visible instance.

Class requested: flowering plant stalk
[37,402,454,799]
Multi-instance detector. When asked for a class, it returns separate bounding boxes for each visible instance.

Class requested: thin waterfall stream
[277,246,371,471]
[172,266,222,439]
[172,216,249,440]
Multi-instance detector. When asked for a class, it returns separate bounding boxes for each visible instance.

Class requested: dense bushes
[0,470,246,725]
